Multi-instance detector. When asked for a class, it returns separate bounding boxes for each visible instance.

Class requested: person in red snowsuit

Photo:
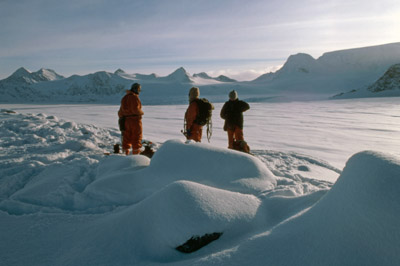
[185,87,202,142]
[118,83,144,155]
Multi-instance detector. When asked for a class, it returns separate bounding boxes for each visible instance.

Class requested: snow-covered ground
[1,97,400,265]
[3,97,400,170]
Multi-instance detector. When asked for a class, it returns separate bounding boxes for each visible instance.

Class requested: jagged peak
[36,68,55,74]
[169,67,189,75]
[114,68,126,75]
[193,72,212,79]
[33,68,64,81]
[12,67,31,77]
[368,63,400,92]
[165,67,193,83]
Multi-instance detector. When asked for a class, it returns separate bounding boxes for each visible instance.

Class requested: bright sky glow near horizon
[1,0,399,80]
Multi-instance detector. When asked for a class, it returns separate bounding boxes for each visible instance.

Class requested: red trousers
[187,124,203,142]
[227,126,244,149]
[122,116,142,155]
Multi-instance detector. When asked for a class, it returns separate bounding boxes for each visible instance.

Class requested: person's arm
[130,96,144,116]
[241,101,250,112]
[118,96,128,117]
[220,103,227,119]
[185,102,198,130]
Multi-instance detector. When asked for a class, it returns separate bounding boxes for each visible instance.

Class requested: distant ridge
[1,42,400,104]
[4,67,65,84]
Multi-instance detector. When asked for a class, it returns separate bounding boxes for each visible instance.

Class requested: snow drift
[85,139,277,206]
[201,150,400,266]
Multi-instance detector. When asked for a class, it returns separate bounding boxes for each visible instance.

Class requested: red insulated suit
[185,100,203,142]
[118,91,144,154]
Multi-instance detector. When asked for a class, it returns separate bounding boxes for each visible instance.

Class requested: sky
[0,0,399,81]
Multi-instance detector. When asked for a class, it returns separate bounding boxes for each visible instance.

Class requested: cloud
[206,65,283,81]
[0,0,399,79]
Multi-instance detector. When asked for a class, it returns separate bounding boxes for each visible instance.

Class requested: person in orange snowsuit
[118,83,144,155]
[185,87,203,142]
[220,90,250,149]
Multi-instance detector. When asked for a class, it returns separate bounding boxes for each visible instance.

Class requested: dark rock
[176,232,223,253]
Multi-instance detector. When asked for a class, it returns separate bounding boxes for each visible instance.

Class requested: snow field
[1,108,400,265]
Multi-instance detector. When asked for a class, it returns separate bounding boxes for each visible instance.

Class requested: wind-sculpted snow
[1,110,399,265]
[0,110,121,214]
[84,139,277,206]
[199,151,400,266]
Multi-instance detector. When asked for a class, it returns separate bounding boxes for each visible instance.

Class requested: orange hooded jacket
[118,91,144,154]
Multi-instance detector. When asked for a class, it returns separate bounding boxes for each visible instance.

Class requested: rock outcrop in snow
[332,63,400,99]
[368,63,400,92]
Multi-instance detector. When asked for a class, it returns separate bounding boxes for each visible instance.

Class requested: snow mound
[204,150,400,266]
[86,140,277,206]
[126,180,261,259]
[150,140,277,191]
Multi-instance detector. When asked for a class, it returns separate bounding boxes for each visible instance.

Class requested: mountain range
[1,42,400,104]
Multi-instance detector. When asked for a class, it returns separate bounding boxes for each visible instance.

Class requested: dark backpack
[194,98,214,126]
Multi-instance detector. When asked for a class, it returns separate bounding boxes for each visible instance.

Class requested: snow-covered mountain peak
[170,67,189,76]
[276,53,317,75]
[165,67,193,83]
[114,68,126,75]
[4,67,64,84]
[216,75,236,82]
[287,53,316,63]
[33,68,64,81]
[191,72,237,84]
[134,73,158,80]
[12,67,31,77]
[284,53,316,68]
[193,72,212,79]
[92,71,112,78]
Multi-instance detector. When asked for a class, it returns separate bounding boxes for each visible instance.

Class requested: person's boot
[132,149,141,155]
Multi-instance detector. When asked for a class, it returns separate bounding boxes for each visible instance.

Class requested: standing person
[118,83,144,155]
[220,90,250,149]
[185,87,203,142]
